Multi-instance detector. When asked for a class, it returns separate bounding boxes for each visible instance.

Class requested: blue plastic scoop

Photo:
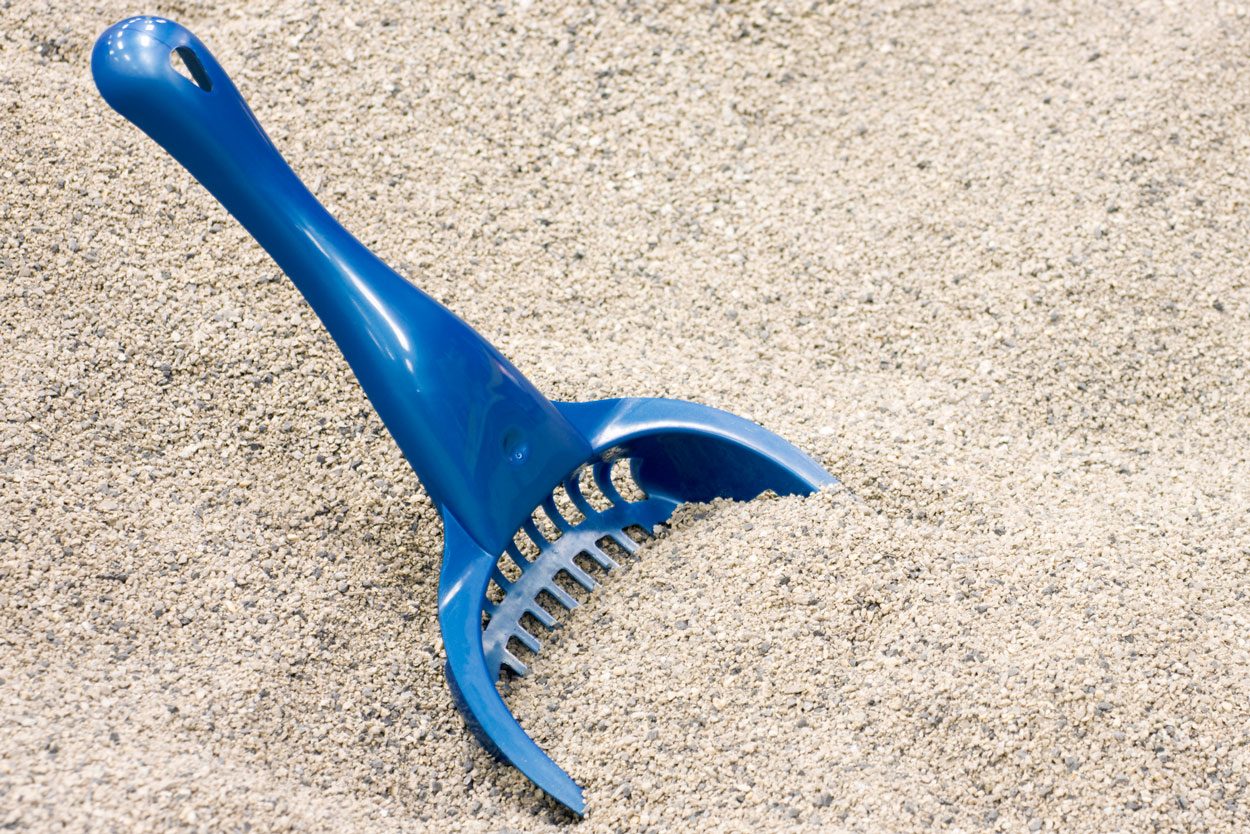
[93,17,836,815]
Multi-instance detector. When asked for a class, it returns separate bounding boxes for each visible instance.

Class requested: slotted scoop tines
[93,17,836,815]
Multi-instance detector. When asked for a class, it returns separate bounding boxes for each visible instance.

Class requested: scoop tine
[541,581,579,611]
[563,473,599,520]
[562,562,598,592]
[489,565,513,590]
[500,650,528,677]
[583,543,620,571]
[540,496,572,532]
[503,542,530,569]
[526,602,558,629]
[520,518,548,550]
[510,625,541,654]
[609,530,640,555]
[592,460,626,505]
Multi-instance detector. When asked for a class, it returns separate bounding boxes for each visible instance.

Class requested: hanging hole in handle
[170,46,212,92]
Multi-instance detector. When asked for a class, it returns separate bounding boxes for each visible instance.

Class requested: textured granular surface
[3,0,1250,832]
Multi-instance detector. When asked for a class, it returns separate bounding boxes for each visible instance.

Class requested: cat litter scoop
[93,17,836,814]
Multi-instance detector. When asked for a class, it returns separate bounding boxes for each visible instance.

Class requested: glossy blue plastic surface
[93,17,837,816]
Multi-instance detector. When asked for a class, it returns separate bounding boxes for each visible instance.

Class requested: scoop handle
[92,18,592,555]
[92,18,390,328]
[91,19,301,234]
